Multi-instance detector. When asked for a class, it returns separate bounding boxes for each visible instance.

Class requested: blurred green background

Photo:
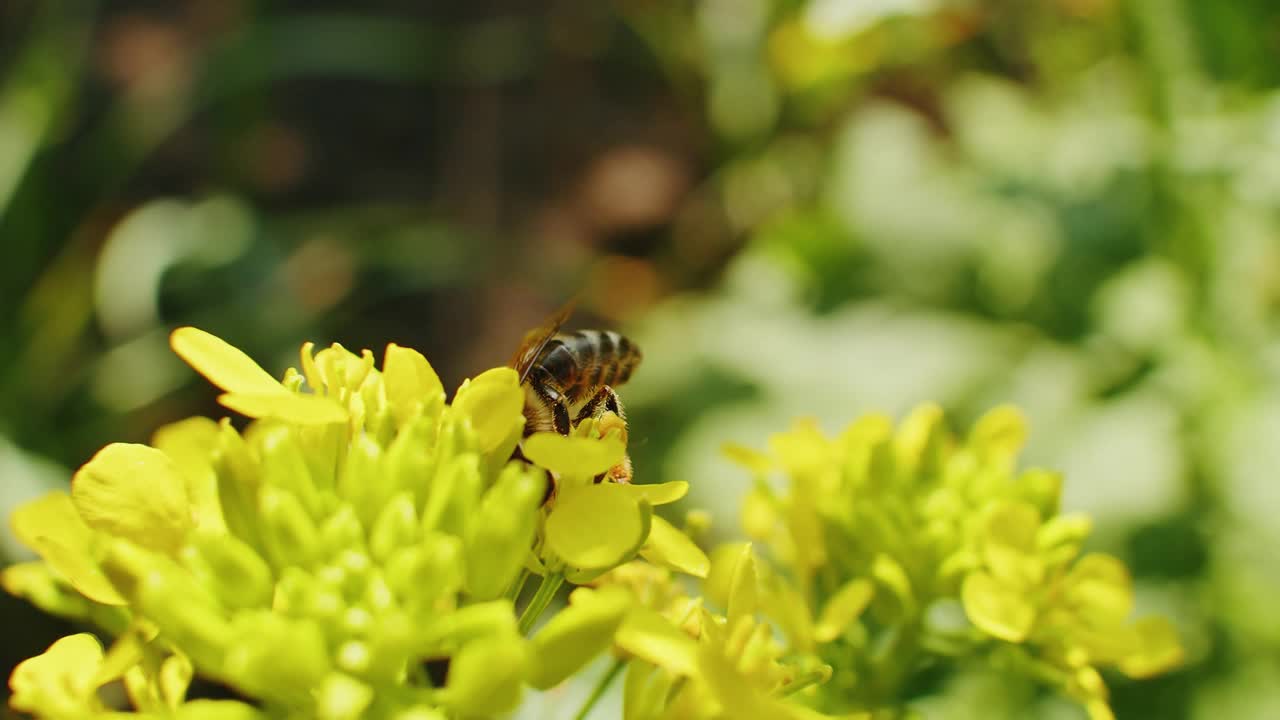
[4,0,1280,717]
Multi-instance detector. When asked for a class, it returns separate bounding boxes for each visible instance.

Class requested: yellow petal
[1119,616,1184,678]
[894,404,946,476]
[1065,553,1134,624]
[9,633,105,715]
[615,607,699,677]
[452,368,525,453]
[159,653,193,708]
[545,484,647,569]
[170,327,284,396]
[871,554,915,614]
[740,489,776,540]
[969,405,1028,464]
[703,543,750,610]
[614,481,688,506]
[0,562,95,619]
[814,578,874,643]
[726,543,758,624]
[152,417,225,533]
[721,442,772,474]
[383,343,445,423]
[982,501,1045,588]
[962,571,1035,642]
[769,419,831,478]
[218,392,348,425]
[441,633,527,716]
[72,443,193,554]
[639,515,709,578]
[522,432,625,479]
[10,492,125,605]
[313,343,374,396]
[526,586,632,690]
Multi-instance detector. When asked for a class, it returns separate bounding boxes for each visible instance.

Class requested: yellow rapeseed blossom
[3,328,697,719]
[724,404,1184,718]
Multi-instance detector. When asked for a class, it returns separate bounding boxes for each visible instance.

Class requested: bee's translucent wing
[510,299,576,384]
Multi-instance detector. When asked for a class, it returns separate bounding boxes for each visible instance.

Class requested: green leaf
[961,571,1035,642]
[546,484,647,569]
[526,586,631,689]
[813,578,874,642]
[10,492,125,605]
[639,515,710,578]
[72,443,194,554]
[522,432,626,479]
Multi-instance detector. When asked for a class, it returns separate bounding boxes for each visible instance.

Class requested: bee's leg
[574,385,624,424]
[522,384,570,504]
[575,386,632,484]
[531,384,572,435]
[602,386,622,417]
[574,386,607,424]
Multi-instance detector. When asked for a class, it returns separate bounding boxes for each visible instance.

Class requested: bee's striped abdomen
[531,329,642,404]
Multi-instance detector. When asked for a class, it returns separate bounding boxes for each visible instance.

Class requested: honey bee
[510,302,642,483]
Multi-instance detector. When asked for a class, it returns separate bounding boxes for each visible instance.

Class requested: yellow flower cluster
[3,328,701,719]
[2,329,1184,720]
[724,404,1184,718]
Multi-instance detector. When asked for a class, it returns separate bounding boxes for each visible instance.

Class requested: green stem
[505,568,530,602]
[573,658,625,720]
[517,571,564,635]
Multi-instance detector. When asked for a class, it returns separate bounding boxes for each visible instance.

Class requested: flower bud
[370,492,419,563]
[184,531,273,609]
[438,632,527,717]
[259,487,320,570]
[222,612,330,705]
[465,463,542,600]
